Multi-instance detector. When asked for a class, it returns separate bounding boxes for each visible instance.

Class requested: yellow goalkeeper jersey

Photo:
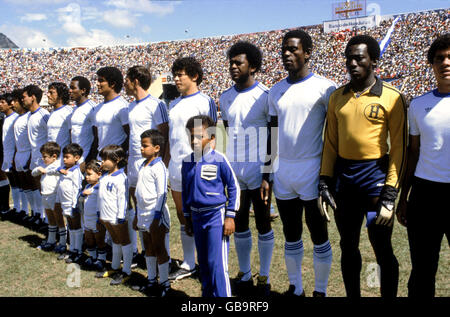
[320,78,407,189]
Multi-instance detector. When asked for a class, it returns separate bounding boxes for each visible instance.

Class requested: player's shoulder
[409,89,437,110]
[220,86,235,99]
[381,81,403,97]
[311,73,337,88]
[256,81,270,93]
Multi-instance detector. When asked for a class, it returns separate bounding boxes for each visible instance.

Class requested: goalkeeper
[319,35,407,298]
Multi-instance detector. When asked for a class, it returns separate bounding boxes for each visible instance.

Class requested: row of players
[0,29,449,297]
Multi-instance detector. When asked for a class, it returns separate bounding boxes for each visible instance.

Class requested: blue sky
[0,0,448,48]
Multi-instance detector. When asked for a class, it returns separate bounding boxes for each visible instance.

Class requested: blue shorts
[335,155,388,197]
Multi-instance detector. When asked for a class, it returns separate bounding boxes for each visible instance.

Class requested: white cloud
[20,13,48,23]
[104,0,179,16]
[103,9,135,28]
[57,3,85,35]
[4,0,69,5]
[65,28,142,47]
[0,24,56,48]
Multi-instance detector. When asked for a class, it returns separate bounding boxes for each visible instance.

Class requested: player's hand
[375,202,395,226]
[260,179,271,205]
[185,217,194,236]
[396,198,407,227]
[59,169,68,175]
[318,177,337,222]
[82,188,93,196]
[117,218,126,225]
[223,217,235,236]
[38,167,46,174]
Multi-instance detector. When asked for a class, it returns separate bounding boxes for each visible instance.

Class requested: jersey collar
[111,167,125,176]
[433,89,450,97]
[343,77,383,97]
[77,99,91,107]
[102,95,121,105]
[181,91,201,99]
[286,72,314,85]
[145,156,162,167]
[234,81,259,93]
[135,94,151,104]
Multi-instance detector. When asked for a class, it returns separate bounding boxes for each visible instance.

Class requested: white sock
[58,227,67,246]
[121,243,133,275]
[20,190,28,211]
[32,190,43,216]
[284,240,304,295]
[11,187,21,211]
[88,248,97,259]
[68,229,75,252]
[97,248,107,261]
[258,230,275,283]
[158,261,169,286]
[47,225,58,244]
[313,241,332,295]
[127,209,138,253]
[145,256,157,282]
[24,190,34,215]
[74,228,84,254]
[112,243,123,270]
[180,225,196,270]
[234,229,252,281]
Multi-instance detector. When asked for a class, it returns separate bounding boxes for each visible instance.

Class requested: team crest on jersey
[364,103,385,122]
[200,164,217,181]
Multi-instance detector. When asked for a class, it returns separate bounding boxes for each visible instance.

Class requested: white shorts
[30,150,42,170]
[100,209,130,225]
[84,209,99,232]
[42,193,57,210]
[14,151,31,172]
[1,153,14,172]
[137,206,170,232]
[230,161,263,191]
[273,157,320,201]
[168,159,182,192]
[127,155,142,188]
[61,204,80,218]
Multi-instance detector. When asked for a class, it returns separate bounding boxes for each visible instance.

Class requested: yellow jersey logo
[364,103,384,122]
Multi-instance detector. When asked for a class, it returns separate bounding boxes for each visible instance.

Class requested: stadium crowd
[0,9,448,105]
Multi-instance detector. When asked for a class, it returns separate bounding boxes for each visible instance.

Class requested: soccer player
[56,143,84,263]
[167,57,218,280]
[124,65,169,264]
[396,33,450,298]
[11,89,32,221]
[22,85,49,229]
[182,115,239,297]
[96,145,132,286]
[47,82,73,154]
[0,93,20,218]
[0,107,10,219]
[319,35,407,298]
[220,41,274,295]
[261,29,336,297]
[133,129,171,297]
[32,142,61,250]
[93,67,129,159]
[69,76,98,167]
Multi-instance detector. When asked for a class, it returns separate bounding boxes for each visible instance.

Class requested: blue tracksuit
[182,149,240,297]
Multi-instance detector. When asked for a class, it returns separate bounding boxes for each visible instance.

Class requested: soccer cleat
[255,275,271,297]
[95,269,119,279]
[160,283,172,297]
[83,256,95,268]
[313,291,326,297]
[110,271,131,286]
[92,259,106,272]
[131,252,139,269]
[57,252,70,261]
[168,266,196,281]
[233,271,254,296]
[54,244,67,254]
[39,241,57,252]
[0,209,11,221]
[38,222,48,234]
[140,281,160,297]
[72,253,85,264]
[283,285,306,297]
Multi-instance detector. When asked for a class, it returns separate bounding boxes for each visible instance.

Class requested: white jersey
[31,160,60,195]
[70,99,97,160]
[135,157,169,214]
[220,81,269,163]
[128,94,168,157]
[47,105,73,151]
[82,183,100,216]
[94,95,128,153]
[2,112,19,170]
[13,112,31,154]
[28,107,50,152]
[98,168,128,222]
[408,89,450,183]
[56,164,84,212]
[268,73,336,161]
[168,91,217,164]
